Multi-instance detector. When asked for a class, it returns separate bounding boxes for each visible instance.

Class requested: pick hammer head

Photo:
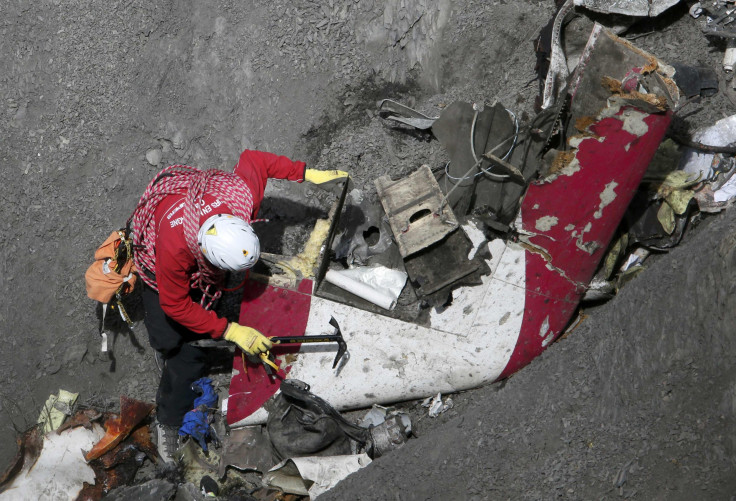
[329,316,348,369]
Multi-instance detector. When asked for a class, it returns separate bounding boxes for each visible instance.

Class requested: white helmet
[197,214,260,271]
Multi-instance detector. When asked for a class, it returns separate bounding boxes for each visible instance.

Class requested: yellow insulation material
[280,219,331,278]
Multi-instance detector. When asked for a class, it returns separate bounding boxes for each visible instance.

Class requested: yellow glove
[224,323,272,356]
[304,168,349,185]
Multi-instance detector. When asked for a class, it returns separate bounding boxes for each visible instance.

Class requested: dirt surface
[1,0,735,498]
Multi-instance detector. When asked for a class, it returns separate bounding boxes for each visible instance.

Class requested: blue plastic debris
[179,377,218,451]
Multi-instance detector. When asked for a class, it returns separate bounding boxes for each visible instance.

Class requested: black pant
[142,284,207,427]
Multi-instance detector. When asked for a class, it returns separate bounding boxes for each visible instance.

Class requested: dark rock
[103,479,176,501]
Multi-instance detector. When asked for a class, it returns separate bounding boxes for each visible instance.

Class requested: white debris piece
[265,454,372,498]
[0,424,105,501]
[462,220,487,260]
[621,248,651,272]
[359,404,413,437]
[325,265,407,310]
[680,114,736,203]
[422,392,454,418]
[359,404,391,428]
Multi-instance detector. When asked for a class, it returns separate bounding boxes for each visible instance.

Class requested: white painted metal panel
[238,239,525,425]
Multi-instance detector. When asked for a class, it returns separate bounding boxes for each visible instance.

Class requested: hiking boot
[155,421,181,466]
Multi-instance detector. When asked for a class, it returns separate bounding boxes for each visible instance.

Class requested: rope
[443,107,519,183]
[439,125,520,212]
[130,165,256,309]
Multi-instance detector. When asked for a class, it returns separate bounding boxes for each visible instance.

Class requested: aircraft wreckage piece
[0,404,156,501]
[84,396,154,461]
[0,425,105,500]
[573,0,682,17]
[542,0,681,110]
[227,26,678,427]
[375,164,459,258]
[377,99,438,130]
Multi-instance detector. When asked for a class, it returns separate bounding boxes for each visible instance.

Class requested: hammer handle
[271,335,342,345]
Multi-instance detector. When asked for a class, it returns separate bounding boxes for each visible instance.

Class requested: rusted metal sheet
[567,26,678,120]
[84,396,153,462]
[375,164,458,258]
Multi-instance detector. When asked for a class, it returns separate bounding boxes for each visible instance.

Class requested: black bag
[266,380,371,460]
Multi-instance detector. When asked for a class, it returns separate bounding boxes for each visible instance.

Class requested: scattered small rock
[145,148,162,166]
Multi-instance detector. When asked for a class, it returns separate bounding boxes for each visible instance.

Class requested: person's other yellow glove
[224,323,273,356]
[304,168,349,185]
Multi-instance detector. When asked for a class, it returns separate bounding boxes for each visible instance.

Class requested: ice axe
[267,316,347,370]
[190,317,348,372]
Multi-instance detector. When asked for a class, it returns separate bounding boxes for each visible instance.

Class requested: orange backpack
[85,229,136,350]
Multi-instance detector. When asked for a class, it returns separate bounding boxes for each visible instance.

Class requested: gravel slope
[1,1,735,498]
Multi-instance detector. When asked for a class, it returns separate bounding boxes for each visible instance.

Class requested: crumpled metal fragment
[84,396,154,462]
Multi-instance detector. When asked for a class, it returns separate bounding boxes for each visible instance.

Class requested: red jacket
[153,150,305,338]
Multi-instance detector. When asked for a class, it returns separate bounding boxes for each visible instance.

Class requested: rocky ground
[1,0,735,499]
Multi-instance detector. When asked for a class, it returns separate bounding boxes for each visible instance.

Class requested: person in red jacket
[131,149,347,465]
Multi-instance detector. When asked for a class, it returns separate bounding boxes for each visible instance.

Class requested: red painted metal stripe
[499,109,672,379]
[226,279,312,425]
